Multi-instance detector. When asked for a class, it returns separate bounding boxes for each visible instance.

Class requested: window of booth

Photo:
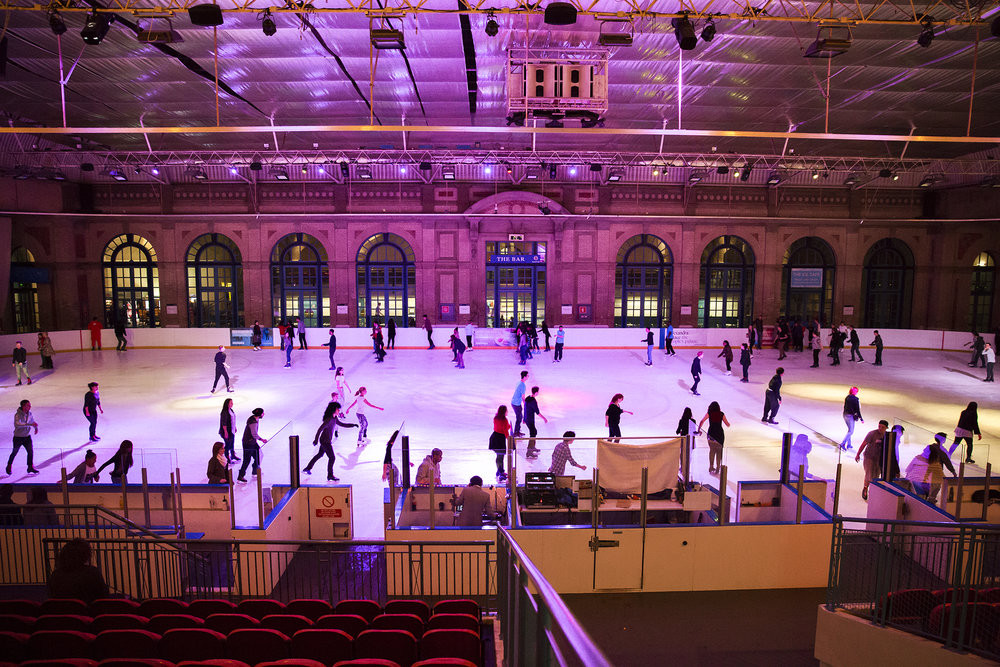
[186,233,243,328]
[970,251,995,332]
[10,247,39,334]
[699,236,755,328]
[270,233,329,328]
[781,236,836,326]
[862,238,914,329]
[614,234,673,328]
[356,233,416,327]
[102,234,160,327]
[486,241,546,328]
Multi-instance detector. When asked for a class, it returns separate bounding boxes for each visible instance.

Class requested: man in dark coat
[762,368,784,424]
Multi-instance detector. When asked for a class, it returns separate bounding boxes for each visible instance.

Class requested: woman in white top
[346,387,384,446]
[331,368,352,438]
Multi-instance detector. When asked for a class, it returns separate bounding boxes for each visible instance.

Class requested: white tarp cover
[596,437,682,494]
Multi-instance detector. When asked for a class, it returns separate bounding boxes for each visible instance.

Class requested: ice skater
[642,327,654,365]
[346,387,384,446]
[88,317,103,351]
[718,340,733,375]
[68,450,99,484]
[7,400,39,476]
[849,326,864,362]
[676,407,698,440]
[251,320,263,351]
[219,398,239,464]
[452,331,466,369]
[984,343,995,382]
[511,371,528,436]
[690,351,703,395]
[237,408,267,482]
[810,327,823,367]
[114,313,127,351]
[553,325,565,362]
[540,320,550,351]
[523,386,549,459]
[386,317,396,349]
[373,325,387,362]
[466,321,476,351]
[665,322,676,356]
[210,345,233,393]
[855,420,888,500]
[839,387,863,450]
[297,318,308,350]
[967,331,986,367]
[762,367,783,424]
[97,440,133,485]
[423,314,435,349]
[83,382,103,442]
[605,393,632,443]
[949,401,981,464]
[282,327,294,368]
[870,330,884,366]
[11,342,31,385]
[698,400,731,475]
[37,332,55,369]
[490,405,511,481]
[305,401,357,482]
[333,367,352,405]
[323,329,337,369]
[739,343,751,382]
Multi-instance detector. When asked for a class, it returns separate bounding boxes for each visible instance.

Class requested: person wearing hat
[237,408,268,482]
[454,476,495,527]
[855,419,889,500]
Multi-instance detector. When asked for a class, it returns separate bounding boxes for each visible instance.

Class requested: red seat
[430,601,478,619]
[90,601,141,617]
[926,602,998,648]
[0,631,29,663]
[880,589,937,626]
[234,600,285,621]
[355,629,417,667]
[27,630,96,660]
[0,614,34,633]
[177,662,251,667]
[204,614,259,635]
[94,630,161,660]
[383,601,429,624]
[282,600,332,622]
[424,615,478,637]
[289,628,353,665]
[260,615,313,636]
[147,615,203,635]
[419,629,478,666]
[932,588,980,605]
[186,601,237,620]
[160,628,227,663]
[371,615,424,638]
[315,615,368,638]
[1,600,40,617]
[21,660,99,667]
[257,661,327,667]
[333,661,402,667]
[138,601,189,619]
[40,600,90,617]
[334,601,380,624]
[35,615,94,632]
[225,628,290,665]
[91,615,149,633]
[98,661,176,667]
[413,660,477,667]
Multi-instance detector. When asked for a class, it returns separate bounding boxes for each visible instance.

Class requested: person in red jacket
[87,317,102,351]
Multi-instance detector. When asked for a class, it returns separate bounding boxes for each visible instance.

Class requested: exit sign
[508,234,525,241]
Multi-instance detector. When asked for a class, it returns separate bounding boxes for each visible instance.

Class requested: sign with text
[790,268,824,289]
[488,254,543,265]
[230,327,273,347]
[508,233,525,241]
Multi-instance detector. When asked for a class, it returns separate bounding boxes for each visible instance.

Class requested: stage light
[484,165,493,175]
[919,176,935,188]
[811,170,819,180]
[766,171,782,186]
[273,168,289,181]
[549,164,557,179]
[589,163,602,173]
[230,167,238,175]
[357,167,372,179]
[716,166,729,175]
[569,166,578,176]
[80,163,95,172]
[843,173,859,186]
[804,24,852,58]
[249,161,262,172]
[48,9,67,36]
[652,168,660,177]
[52,170,66,181]
[525,167,540,180]
[671,16,697,50]
[188,167,208,180]
[701,19,716,43]
[399,165,407,174]
[260,9,276,36]
[917,18,934,47]
[689,169,705,184]
[318,166,326,174]
[108,168,127,182]
[301,165,308,174]
[878,168,892,179]
[607,169,624,182]
[81,10,113,45]
[538,204,552,215]
[732,168,740,178]
[370,28,405,50]
[740,164,752,181]
[442,166,456,180]
[151,167,160,176]
[484,12,498,37]
[419,161,432,172]
[340,162,350,177]
[188,4,224,27]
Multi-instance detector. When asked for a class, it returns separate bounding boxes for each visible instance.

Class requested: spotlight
[442,166,456,180]
[804,24,852,58]
[569,166,578,176]
[419,161,432,172]
[370,28,405,50]
[671,16,697,50]
[589,163,602,173]
[716,166,729,175]
[979,176,1000,188]
[340,162,350,177]
[917,17,934,47]
[732,168,740,178]
[607,169,624,182]
[525,167,540,180]
[538,204,552,215]
[878,168,893,179]
[188,167,208,180]
[301,165,308,174]
[81,10,113,45]
[484,165,493,175]
[357,167,372,179]
[273,168,289,181]
[843,173,859,186]
[260,9,276,36]
[150,167,160,176]
[918,176,935,188]
[52,171,66,181]
[108,168,128,182]
[811,170,819,180]
[230,167,238,175]
[505,164,513,175]
[892,173,899,181]
[249,161,262,172]
[740,164,752,182]
[399,165,407,174]
[688,169,705,184]
[652,168,660,177]
[318,166,326,174]
[549,164,557,179]
[188,4,224,27]
[484,12,499,37]
[48,9,67,36]
[700,19,716,43]
[766,171,782,186]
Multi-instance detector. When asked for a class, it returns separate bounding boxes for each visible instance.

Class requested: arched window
[186,234,243,328]
[781,237,836,326]
[270,233,329,328]
[614,234,673,327]
[10,247,39,333]
[862,238,914,328]
[103,234,159,327]
[356,233,415,327]
[700,236,755,328]
[970,251,995,332]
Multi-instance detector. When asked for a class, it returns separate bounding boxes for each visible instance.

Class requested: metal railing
[497,526,613,667]
[41,536,496,610]
[827,517,1000,659]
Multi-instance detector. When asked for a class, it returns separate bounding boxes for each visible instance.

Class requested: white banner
[596,438,682,494]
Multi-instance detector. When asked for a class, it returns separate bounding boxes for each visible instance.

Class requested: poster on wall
[673,328,707,347]
[230,328,273,347]
[790,268,824,289]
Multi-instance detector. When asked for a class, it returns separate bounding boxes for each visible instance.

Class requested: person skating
[346,387,384,446]
[870,330,884,366]
[554,325,565,362]
[775,321,789,360]
[718,340,733,375]
[83,382,102,442]
[237,408,267,482]
[605,394,632,443]
[251,320,263,351]
[511,371,528,436]
[373,324,387,362]
[305,401,357,482]
[690,351,703,395]
[549,431,586,476]
[282,327,294,368]
[810,327,823,367]
[949,401,981,464]
[37,332,55,370]
[323,328,337,370]
[665,322,676,356]
[739,343,752,382]
[676,407,698,440]
[523,386,549,458]
[97,440,133,485]
[466,321,476,351]
[386,317,396,349]
[7,400,39,475]
[450,327,460,362]
[698,401,731,475]
[985,343,996,382]
[452,331,466,369]
[219,398,239,464]
[642,327,654,366]
[11,341,31,385]
[849,326,865,362]
[68,450,99,484]
[746,323,756,355]
[855,420,888,500]
[762,367,784,424]
[88,317,103,351]
[297,318,308,350]
[839,386,864,450]
[540,320,550,351]
[210,345,234,393]
[490,406,511,481]
[967,331,986,368]
[423,314,435,349]
[114,313,127,351]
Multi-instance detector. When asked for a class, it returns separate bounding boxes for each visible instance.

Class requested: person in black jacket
[323,329,337,370]
[870,330,884,366]
[386,318,397,349]
[718,340,733,375]
[690,351,703,395]
[207,442,230,484]
[839,387,864,450]
[97,440,133,484]
[739,343,752,383]
[83,382,103,442]
[47,538,108,604]
[251,320,263,351]
[304,402,357,482]
[949,402,982,464]
[237,408,267,482]
[11,341,32,385]
[541,321,551,351]
[762,367,784,424]
[68,450,99,484]
[967,332,986,368]
[296,318,308,350]
[114,312,127,351]
[849,327,865,362]
[219,398,238,463]
[642,327,654,366]
[0,483,22,526]
[210,345,233,393]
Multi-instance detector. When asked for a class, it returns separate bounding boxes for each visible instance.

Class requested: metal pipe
[120,472,129,521]
[640,466,647,589]
[780,432,792,485]
[141,467,151,528]
[982,463,992,522]
[60,467,70,525]
[955,462,966,520]
[175,467,185,538]
[429,483,436,529]
[401,435,411,489]
[591,466,599,590]
[169,472,178,530]
[796,465,805,524]
[289,435,300,489]
[256,470,265,529]
[832,462,842,516]
[228,475,237,531]
[682,435,692,489]
[718,465,728,525]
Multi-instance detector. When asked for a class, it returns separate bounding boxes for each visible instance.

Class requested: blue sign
[488,254,543,265]
[230,327,273,347]
[790,268,824,289]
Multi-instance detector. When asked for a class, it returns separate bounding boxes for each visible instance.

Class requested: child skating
[346,387,384,446]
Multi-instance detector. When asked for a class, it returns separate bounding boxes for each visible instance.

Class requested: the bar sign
[508,233,525,241]
[489,254,542,264]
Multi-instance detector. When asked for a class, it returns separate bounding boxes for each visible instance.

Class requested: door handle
[589,536,620,552]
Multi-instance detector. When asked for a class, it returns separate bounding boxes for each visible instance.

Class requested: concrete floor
[2,342,996,538]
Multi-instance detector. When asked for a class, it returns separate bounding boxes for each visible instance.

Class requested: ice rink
[2,338,996,538]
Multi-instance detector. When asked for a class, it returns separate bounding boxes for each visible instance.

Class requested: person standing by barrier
[839,387,863,450]
[549,431,586,476]
[762,368,784,424]
[11,341,31,385]
[775,321,789,361]
[746,322,756,356]
[855,420,888,500]
[296,318,307,350]
[870,330,884,366]
[676,407,698,440]
[219,398,238,464]
[83,382,102,442]
[305,401,356,482]
[37,333,55,370]
[7,400,39,475]
[540,320,550,352]
[237,408,267,482]
[323,329,337,370]
[88,317,103,351]
[718,340,733,376]
[665,322,676,356]
[553,325,565,362]
[523,386,548,459]
[452,331,466,369]
[754,316,764,351]
[605,394,632,443]
[466,321,476,351]
[97,440,133,485]
[423,314,435,349]
[949,402,981,464]
[984,343,995,382]
[251,320,263,351]
[739,343,752,382]
[207,442,231,484]
[690,351,703,396]
[490,406,511,481]
[210,345,233,393]
[699,401,731,475]
[114,314,127,352]
[642,327,654,366]
[967,331,986,368]
[511,371,528,436]
[417,448,443,486]
[386,317,397,349]
[68,450,99,484]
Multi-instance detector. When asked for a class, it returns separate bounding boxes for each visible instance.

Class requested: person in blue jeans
[642,328,654,366]
[283,329,293,368]
[554,326,565,362]
[511,371,528,436]
[664,323,675,356]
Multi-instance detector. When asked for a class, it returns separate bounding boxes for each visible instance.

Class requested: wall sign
[790,268,824,289]
[336,305,348,315]
[488,254,543,264]
[508,233,525,241]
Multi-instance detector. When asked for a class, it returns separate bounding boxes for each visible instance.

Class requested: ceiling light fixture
[229,167,238,175]
[260,8,276,36]
[301,165,308,174]
[597,18,634,46]
[700,19,716,43]
[249,161,262,172]
[589,163,602,173]
[150,167,160,176]
[766,171,782,186]
[525,167,540,180]
[370,28,405,50]
[273,167,289,181]
[484,12,498,37]
[81,10,113,45]
[918,175,935,188]
[484,165,493,175]
[716,166,729,175]
[804,23,852,58]
[811,170,819,179]
[652,168,660,177]
[188,167,208,180]
[607,168,624,182]
[569,166,578,176]
[917,16,935,47]
[357,167,372,179]
[108,168,128,182]
[689,169,706,184]
[549,165,557,179]
[340,162,350,178]
[442,166,456,181]
[48,9,67,36]
[843,173,859,186]
[671,16,697,50]
[740,164,752,182]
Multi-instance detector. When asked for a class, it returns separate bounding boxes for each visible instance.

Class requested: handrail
[836,516,997,528]
[498,526,613,667]
[14,504,182,541]
[40,536,495,547]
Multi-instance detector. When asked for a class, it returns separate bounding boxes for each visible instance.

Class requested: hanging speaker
[188,4,224,27]
[544,2,577,25]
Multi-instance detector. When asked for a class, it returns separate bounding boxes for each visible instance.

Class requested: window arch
[10,247,39,333]
[699,236,755,328]
[270,233,329,328]
[970,251,995,332]
[103,234,160,327]
[862,238,914,328]
[614,234,673,327]
[781,237,836,326]
[186,234,243,328]
[356,233,416,327]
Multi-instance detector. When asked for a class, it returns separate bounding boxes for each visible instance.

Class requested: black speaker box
[188,4,224,27]
[544,2,577,25]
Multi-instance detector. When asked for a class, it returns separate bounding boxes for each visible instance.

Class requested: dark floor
[564,588,826,666]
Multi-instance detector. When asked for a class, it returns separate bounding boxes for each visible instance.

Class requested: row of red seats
[0,599,478,625]
[0,611,479,640]
[0,659,474,667]
[0,626,480,667]
[882,587,1000,626]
